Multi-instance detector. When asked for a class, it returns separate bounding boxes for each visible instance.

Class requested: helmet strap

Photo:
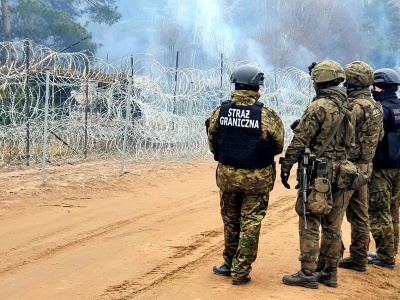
[314,79,341,90]
[345,82,367,93]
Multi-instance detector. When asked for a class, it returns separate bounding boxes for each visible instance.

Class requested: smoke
[86,0,400,70]
[87,0,250,67]
[87,1,155,62]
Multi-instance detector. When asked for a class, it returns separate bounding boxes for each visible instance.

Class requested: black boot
[282,268,318,289]
[212,263,231,276]
[368,257,395,270]
[338,257,366,272]
[317,267,337,288]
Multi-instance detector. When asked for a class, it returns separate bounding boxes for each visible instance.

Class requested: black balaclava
[371,82,398,102]
[235,83,259,91]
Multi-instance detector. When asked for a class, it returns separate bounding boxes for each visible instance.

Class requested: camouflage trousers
[344,183,370,266]
[220,190,269,281]
[368,169,400,263]
[298,185,351,270]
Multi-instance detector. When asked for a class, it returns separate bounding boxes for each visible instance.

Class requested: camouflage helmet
[345,61,374,86]
[374,68,400,85]
[310,60,345,83]
[230,64,264,86]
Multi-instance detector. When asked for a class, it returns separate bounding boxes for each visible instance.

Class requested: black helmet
[230,64,264,87]
[374,68,400,85]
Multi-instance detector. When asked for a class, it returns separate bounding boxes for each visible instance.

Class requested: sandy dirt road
[0,158,399,300]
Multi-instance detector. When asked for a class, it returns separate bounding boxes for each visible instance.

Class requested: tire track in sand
[99,193,297,300]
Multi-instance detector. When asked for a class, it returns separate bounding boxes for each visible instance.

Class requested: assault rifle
[298,148,314,229]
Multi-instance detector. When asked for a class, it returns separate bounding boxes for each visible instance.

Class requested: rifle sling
[315,111,345,159]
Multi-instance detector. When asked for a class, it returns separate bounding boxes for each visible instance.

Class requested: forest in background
[1,0,400,71]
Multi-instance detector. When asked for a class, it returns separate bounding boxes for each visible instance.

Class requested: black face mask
[371,86,397,102]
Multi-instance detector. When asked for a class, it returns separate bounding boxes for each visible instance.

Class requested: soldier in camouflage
[206,64,284,285]
[281,60,354,289]
[337,61,384,272]
[367,68,400,270]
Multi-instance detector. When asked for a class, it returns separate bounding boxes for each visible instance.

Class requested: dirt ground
[0,158,399,300]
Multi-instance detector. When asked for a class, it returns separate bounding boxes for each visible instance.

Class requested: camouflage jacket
[347,89,384,164]
[207,90,284,193]
[281,86,349,174]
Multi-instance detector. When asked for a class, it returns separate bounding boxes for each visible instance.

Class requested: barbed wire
[0,40,313,167]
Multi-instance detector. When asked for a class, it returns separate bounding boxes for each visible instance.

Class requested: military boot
[282,269,318,289]
[338,257,366,272]
[317,267,337,288]
[368,252,395,269]
[368,257,395,270]
[212,263,231,276]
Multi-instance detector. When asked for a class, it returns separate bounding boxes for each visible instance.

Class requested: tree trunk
[1,0,11,37]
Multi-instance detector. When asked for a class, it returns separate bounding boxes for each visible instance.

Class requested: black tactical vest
[214,100,274,169]
[374,97,400,169]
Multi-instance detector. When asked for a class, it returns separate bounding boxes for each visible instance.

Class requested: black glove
[205,118,210,135]
[290,119,300,131]
[281,170,290,189]
[308,62,317,75]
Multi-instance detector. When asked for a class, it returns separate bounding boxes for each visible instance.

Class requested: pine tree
[0,0,121,54]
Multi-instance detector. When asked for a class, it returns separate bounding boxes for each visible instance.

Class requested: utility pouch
[336,160,358,190]
[295,177,332,216]
[307,177,333,215]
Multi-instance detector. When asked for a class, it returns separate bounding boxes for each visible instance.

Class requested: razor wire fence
[0,40,314,169]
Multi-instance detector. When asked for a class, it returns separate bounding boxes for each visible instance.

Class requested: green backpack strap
[315,100,353,159]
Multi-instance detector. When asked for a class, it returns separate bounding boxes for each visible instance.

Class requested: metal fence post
[41,69,50,185]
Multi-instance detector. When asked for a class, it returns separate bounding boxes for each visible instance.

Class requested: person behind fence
[205,63,284,285]
[280,60,355,289]
[337,61,384,273]
[367,68,400,270]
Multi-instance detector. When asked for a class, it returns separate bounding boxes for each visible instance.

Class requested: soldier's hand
[290,119,300,131]
[281,170,290,189]
[308,62,318,75]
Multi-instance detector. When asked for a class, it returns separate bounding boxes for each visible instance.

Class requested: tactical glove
[281,170,290,189]
[205,118,210,135]
[290,119,300,131]
[308,62,317,75]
